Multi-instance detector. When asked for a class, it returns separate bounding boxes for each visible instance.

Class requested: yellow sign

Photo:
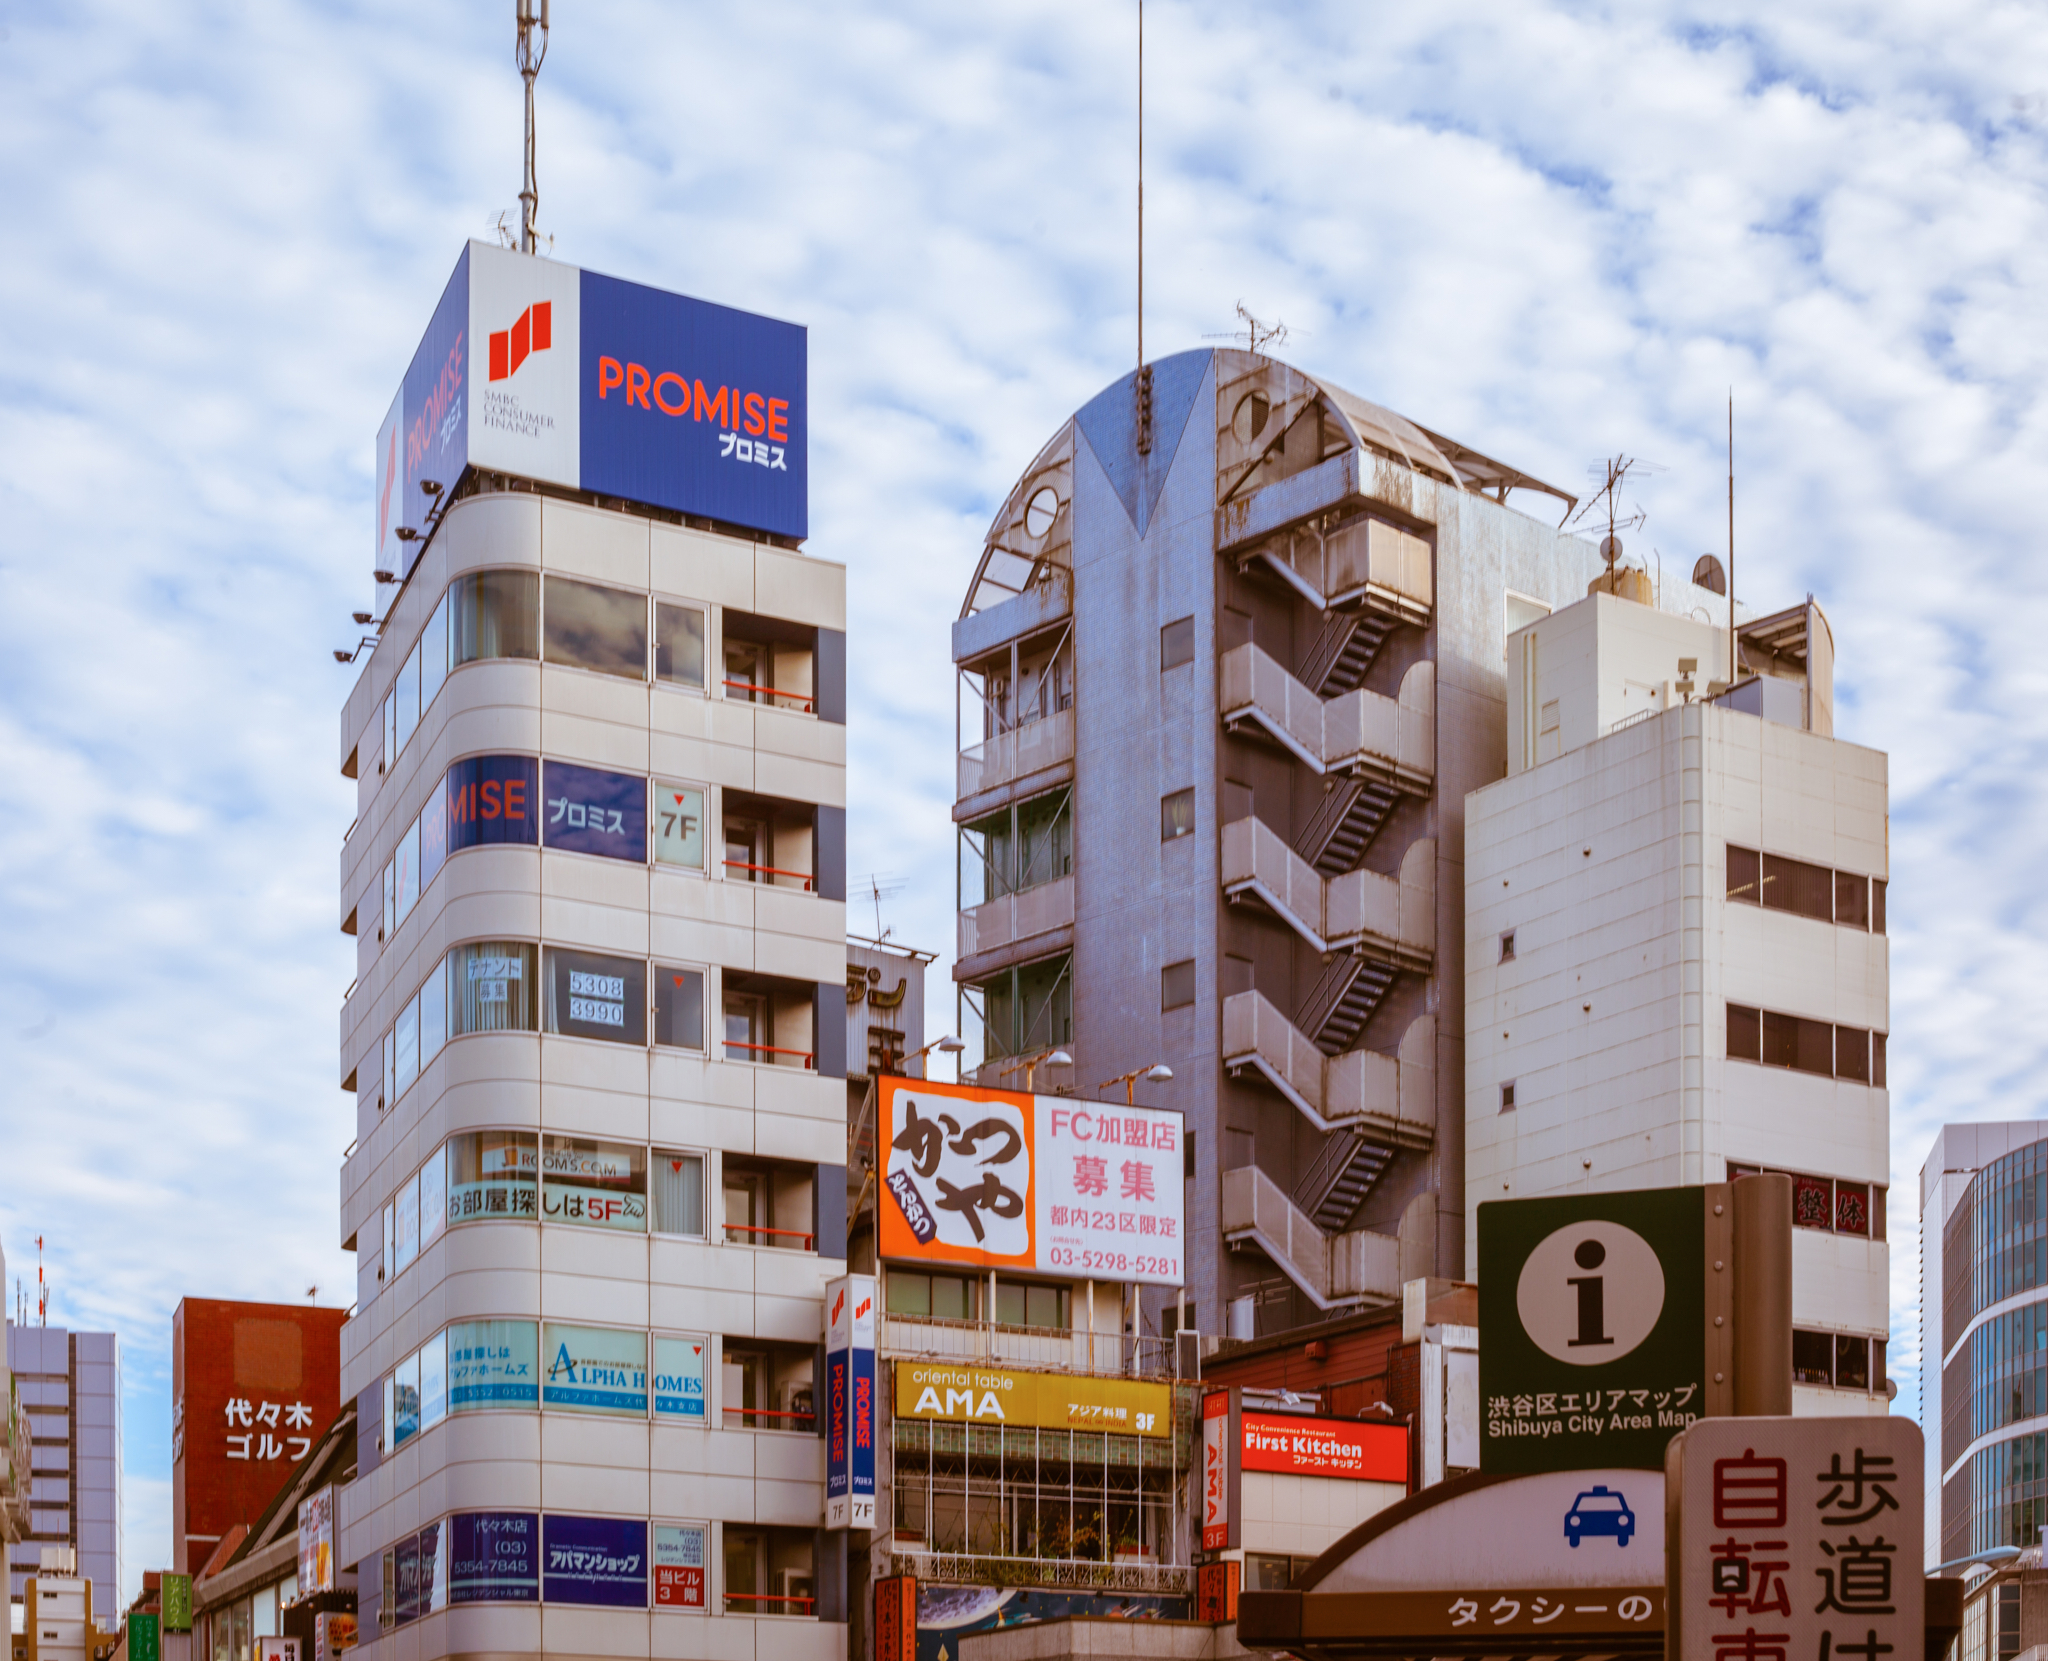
[894,1362,1172,1438]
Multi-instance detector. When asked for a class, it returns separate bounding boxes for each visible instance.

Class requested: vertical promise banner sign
[826,1274,877,1529]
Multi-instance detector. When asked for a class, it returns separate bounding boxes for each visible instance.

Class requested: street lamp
[1932,1546,2022,1575]
[998,1048,1072,1091]
[1098,1062,1173,1105]
[904,1034,965,1078]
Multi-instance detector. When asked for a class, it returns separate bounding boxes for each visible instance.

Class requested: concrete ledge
[960,1619,1255,1661]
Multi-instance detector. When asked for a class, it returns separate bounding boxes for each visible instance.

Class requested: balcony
[958,707,1076,810]
[1234,508,1433,623]
[1220,644,1433,792]
[1223,994,1435,1142]
[1220,817,1434,964]
[957,874,1076,978]
[1220,1165,1400,1310]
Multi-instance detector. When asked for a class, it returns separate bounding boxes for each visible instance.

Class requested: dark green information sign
[1477,1185,1706,1473]
[160,1575,192,1634]
[130,1613,161,1661]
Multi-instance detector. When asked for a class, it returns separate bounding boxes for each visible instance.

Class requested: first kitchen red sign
[1241,1411,1408,1482]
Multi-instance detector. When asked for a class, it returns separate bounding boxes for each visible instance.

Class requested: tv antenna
[516,0,550,255]
[856,873,904,945]
[1566,455,1660,587]
[35,1235,50,1326]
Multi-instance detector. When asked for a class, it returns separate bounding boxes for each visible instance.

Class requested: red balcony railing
[723,680,814,713]
[724,858,814,891]
[723,1040,815,1069]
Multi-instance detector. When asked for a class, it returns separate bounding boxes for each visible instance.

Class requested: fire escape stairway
[1218,644,1434,794]
[1220,1165,1400,1310]
[1293,1129,1390,1233]
[1295,952,1397,1056]
[1222,992,1436,1144]
[1295,777,1401,878]
[1297,610,1396,698]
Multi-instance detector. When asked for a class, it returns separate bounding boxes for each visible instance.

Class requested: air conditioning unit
[775,1570,814,1611]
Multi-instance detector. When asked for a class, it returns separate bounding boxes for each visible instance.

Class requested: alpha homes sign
[1478,1186,1724,1474]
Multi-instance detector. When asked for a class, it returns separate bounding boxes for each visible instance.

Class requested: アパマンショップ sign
[877,1076,1184,1285]
[1240,1411,1408,1481]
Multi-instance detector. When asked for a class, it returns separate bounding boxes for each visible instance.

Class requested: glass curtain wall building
[1925,1125,2048,1570]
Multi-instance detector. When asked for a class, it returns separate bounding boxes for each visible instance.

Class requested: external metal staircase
[1294,776,1401,876]
[1294,1130,1390,1232]
[1297,610,1397,697]
[1295,952,1397,1054]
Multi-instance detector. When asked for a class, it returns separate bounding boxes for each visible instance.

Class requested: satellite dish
[1692,554,1727,596]
[1600,535,1623,562]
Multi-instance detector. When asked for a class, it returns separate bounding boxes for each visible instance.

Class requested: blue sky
[2,0,2044,1603]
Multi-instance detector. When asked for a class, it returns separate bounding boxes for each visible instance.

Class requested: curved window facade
[1945,1143,2048,1557]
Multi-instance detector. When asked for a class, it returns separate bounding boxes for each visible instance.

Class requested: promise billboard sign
[375,241,806,582]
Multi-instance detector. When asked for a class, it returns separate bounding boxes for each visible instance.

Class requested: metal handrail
[722,1223,816,1250]
[723,1039,815,1069]
[723,679,814,713]
[723,1592,816,1614]
[724,858,814,891]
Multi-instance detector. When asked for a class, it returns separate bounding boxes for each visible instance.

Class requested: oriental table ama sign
[877,1076,1184,1285]
[1478,1186,1709,1474]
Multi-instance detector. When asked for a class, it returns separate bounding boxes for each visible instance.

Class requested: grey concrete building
[950,347,1708,1342]
[4,1325,120,1625]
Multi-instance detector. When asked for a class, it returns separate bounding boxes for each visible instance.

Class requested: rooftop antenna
[516,0,550,255]
[1728,391,1738,685]
[35,1235,48,1326]
[1133,0,1153,455]
[1566,455,1657,589]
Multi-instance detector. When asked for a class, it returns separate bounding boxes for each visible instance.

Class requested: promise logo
[489,301,552,381]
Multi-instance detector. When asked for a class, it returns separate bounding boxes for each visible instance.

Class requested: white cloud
[2,0,2042,1574]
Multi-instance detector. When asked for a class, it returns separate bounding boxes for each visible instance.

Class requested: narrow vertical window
[1160,788,1195,842]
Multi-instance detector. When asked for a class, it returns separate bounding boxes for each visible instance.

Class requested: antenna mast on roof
[516,0,551,255]
[1133,0,1154,455]
[1728,391,1738,685]
[35,1235,48,1326]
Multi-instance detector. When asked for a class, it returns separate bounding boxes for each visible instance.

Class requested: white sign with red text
[877,1077,1185,1285]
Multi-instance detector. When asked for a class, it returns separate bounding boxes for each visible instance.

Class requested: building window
[721,1158,814,1251]
[650,1151,705,1238]
[652,1336,708,1422]
[451,570,539,666]
[449,942,538,1034]
[1726,1002,1885,1085]
[1791,1329,1882,1393]
[654,783,706,870]
[446,1318,538,1411]
[1730,1164,1887,1240]
[1793,1329,1834,1387]
[1162,960,1195,1010]
[1500,1081,1516,1112]
[654,602,707,689]
[541,1322,648,1416]
[1160,789,1195,841]
[1499,931,1515,963]
[886,1269,979,1322]
[961,788,1072,906]
[541,1136,647,1232]
[543,575,647,680]
[447,1130,538,1224]
[540,760,647,863]
[992,1280,1071,1330]
[1727,844,1885,934]
[653,965,705,1050]
[1160,616,1196,671]
[721,1343,815,1433]
[722,1526,815,1617]
[543,948,647,1045]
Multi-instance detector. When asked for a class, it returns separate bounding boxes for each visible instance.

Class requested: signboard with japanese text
[375,240,806,588]
[312,1613,356,1661]
[826,1275,878,1529]
[447,1511,538,1603]
[1271,1466,1668,1643]
[297,1486,334,1593]
[1668,1416,1921,1661]
[877,1076,1184,1285]
[448,1319,538,1410]
[131,1614,160,1661]
[1201,1390,1235,1550]
[893,1362,1172,1438]
[541,760,646,862]
[1478,1186,1709,1473]
[541,1323,648,1415]
[255,1640,297,1661]
[652,1522,708,1608]
[542,1514,648,1607]
[875,1574,917,1661]
[160,1574,192,1633]
[1240,1411,1408,1482]
[446,755,538,851]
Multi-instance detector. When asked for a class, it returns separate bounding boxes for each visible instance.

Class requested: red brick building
[171,1300,347,1574]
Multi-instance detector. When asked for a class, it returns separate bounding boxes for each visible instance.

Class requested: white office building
[1465,585,1892,1415]
[4,1325,120,1626]
[335,245,848,1661]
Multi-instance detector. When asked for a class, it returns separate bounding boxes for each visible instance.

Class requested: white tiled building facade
[335,482,850,1661]
[1466,590,1892,1415]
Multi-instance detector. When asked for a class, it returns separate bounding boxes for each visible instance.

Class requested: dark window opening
[1499,931,1516,963]
[543,574,647,680]
[1162,960,1196,1010]
[1161,789,1195,842]
[1160,616,1196,671]
[1501,1081,1516,1112]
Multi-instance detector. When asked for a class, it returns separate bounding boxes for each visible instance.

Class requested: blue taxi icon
[1564,1485,1635,1547]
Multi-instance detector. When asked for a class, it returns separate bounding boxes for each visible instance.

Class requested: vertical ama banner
[825,1274,877,1529]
